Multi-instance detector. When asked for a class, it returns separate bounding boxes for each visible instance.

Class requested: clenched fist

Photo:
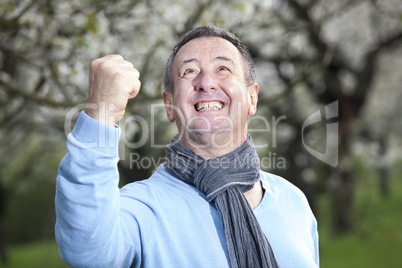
[85,55,141,126]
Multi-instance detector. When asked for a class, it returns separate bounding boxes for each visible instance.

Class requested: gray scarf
[165,135,278,268]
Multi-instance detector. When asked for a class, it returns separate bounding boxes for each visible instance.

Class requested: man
[55,26,319,267]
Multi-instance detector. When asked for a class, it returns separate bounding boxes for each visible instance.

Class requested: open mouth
[195,101,224,112]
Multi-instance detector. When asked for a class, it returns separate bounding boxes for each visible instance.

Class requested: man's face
[163,37,258,151]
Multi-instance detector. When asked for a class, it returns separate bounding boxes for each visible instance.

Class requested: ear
[163,91,175,122]
[247,83,259,116]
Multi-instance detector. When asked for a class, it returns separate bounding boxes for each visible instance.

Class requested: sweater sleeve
[55,111,137,267]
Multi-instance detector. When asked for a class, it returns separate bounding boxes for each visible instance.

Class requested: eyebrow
[214,56,236,65]
[177,59,198,76]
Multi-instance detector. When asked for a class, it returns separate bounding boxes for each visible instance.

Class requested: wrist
[85,105,118,127]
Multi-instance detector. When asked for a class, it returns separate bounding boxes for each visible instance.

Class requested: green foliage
[4,179,57,244]
[85,10,100,34]
[2,135,66,244]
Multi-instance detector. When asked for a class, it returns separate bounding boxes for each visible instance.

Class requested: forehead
[173,37,243,68]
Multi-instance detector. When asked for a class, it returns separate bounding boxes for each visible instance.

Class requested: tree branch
[260,64,323,104]
[356,30,402,100]
[286,0,327,56]
[0,101,26,127]
[317,0,368,25]
[0,0,39,30]
[0,74,80,108]
[177,0,213,36]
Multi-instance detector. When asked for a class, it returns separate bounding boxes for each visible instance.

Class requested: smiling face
[163,37,258,158]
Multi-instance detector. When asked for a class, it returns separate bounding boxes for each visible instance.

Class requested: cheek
[173,81,192,99]
[225,84,249,104]
[220,77,247,94]
[171,93,191,121]
[172,94,190,111]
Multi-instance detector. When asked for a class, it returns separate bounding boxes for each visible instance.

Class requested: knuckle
[133,79,141,90]
[111,72,125,81]
[110,54,124,60]
[90,58,102,69]
[133,68,140,78]
[125,61,134,68]
[104,54,123,61]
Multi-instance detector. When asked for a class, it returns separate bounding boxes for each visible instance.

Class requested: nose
[194,72,217,92]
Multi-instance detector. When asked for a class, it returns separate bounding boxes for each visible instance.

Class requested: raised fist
[85,55,141,126]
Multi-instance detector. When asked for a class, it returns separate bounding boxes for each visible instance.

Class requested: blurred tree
[0,0,111,262]
[238,0,402,232]
[0,1,401,261]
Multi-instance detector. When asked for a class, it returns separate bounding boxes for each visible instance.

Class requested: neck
[244,181,264,209]
[179,132,248,160]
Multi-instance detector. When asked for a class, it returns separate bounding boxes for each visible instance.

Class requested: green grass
[318,162,402,268]
[0,240,68,268]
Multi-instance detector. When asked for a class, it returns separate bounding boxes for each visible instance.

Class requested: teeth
[196,102,223,112]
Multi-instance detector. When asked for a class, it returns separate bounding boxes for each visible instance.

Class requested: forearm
[55,111,133,267]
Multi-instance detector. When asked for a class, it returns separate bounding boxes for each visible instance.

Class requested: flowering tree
[1,0,402,261]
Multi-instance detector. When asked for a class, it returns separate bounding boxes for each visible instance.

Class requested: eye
[183,69,196,76]
[218,66,230,72]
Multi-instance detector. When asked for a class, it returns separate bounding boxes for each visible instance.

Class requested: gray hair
[163,25,256,92]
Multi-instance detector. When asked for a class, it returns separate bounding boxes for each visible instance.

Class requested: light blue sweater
[55,111,319,267]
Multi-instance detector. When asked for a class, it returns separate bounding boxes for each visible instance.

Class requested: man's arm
[55,55,142,267]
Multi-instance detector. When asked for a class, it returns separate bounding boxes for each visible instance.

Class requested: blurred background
[0,0,401,267]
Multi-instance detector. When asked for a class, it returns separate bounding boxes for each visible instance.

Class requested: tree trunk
[0,183,8,264]
[329,98,358,233]
[330,168,355,233]
[378,138,390,198]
